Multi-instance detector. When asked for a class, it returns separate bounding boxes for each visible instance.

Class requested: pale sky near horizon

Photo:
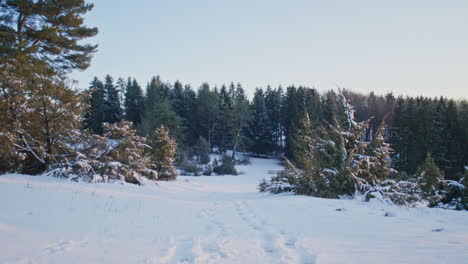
[71,0,468,99]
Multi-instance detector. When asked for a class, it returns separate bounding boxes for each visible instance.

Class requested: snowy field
[1,156,467,264]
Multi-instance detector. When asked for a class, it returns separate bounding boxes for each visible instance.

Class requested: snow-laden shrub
[179,160,203,176]
[364,179,426,207]
[49,121,158,184]
[202,164,213,176]
[259,159,300,194]
[433,179,466,210]
[213,154,237,175]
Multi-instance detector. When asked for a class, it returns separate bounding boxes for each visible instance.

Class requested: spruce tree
[103,75,123,124]
[194,137,211,164]
[248,88,275,155]
[150,125,177,181]
[196,83,219,150]
[417,153,444,196]
[265,86,284,151]
[365,121,394,184]
[230,83,251,158]
[86,77,105,134]
[214,84,234,152]
[124,78,144,127]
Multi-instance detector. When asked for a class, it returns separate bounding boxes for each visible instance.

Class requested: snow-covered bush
[435,180,466,210]
[48,121,158,184]
[104,121,157,182]
[213,154,237,175]
[202,164,213,176]
[365,179,426,207]
[179,160,203,176]
[259,159,300,193]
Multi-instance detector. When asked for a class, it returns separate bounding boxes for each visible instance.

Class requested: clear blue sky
[71,0,468,99]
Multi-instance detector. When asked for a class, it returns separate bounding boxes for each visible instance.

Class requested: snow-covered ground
[1,156,467,264]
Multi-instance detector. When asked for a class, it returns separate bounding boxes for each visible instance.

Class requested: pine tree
[196,83,219,150]
[0,0,97,173]
[168,81,197,147]
[103,121,157,183]
[248,88,275,155]
[417,153,444,196]
[312,93,370,196]
[214,84,234,152]
[124,78,144,126]
[150,125,177,181]
[85,77,105,134]
[103,75,123,124]
[265,86,284,152]
[364,121,394,184]
[194,137,211,164]
[230,83,251,158]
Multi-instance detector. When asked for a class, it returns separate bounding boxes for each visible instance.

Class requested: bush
[179,160,202,176]
[202,164,213,176]
[213,155,237,175]
[258,159,300,194]
[48,122,158,184]
[378,180,425,207]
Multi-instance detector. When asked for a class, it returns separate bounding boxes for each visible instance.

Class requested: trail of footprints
[234,201,316,264]
[148,200,316,264]
[154,202,229,264]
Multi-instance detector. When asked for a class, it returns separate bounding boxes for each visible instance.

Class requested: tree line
[86,76,468,180]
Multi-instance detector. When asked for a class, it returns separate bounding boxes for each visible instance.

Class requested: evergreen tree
[214,84,234,152]
[124,78,144,127]
[265,86,284,151]
[84,77,105,134]
[0,0,97,173]
[193,137,211,164]
[103,75,122,124]
[169,81,197,146]
[150,125,177,181]
[248,89,275,155]
[417,153,444,197]
[321,90,343,125]
[364,121,394,184]
[230,83,251,158]
[282,86,300,158]
[441,99,464,179]
[196,83,219,150]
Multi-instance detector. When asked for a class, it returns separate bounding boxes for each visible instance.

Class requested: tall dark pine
[248,89,275,155]
[230,83,251,158]
[214,84,234,152]
[265,86,284,152]
[124,78,144,127]
[196,83,219,150]
[441,99,464,179]
[169,81,196,146]
[103,75,122,124]
[0,0,98,172]
[86,77,105,134]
